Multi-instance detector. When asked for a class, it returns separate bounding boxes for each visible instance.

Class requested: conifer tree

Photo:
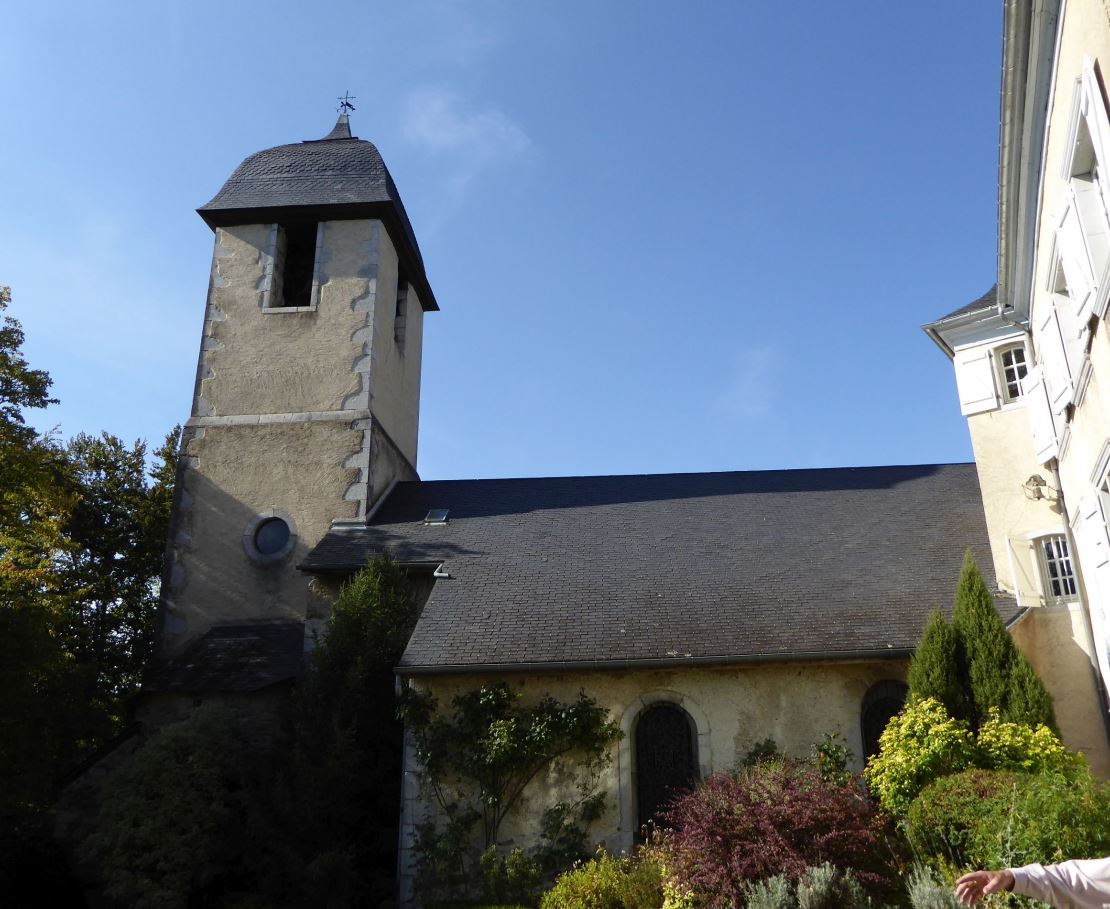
[1006,651,1058,732]
[907,610,969,722]
[952,551,1014,726]
[950,551,1056,731]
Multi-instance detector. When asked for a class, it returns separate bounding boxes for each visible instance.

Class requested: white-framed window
[1037,534,1078,602]
[995,342,1029,403]
[954,338,1031,415]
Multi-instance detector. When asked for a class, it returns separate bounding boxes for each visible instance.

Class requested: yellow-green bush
[540,851,664,909]
[864,698,1080,818]
[864,698,976,817]
[976,709,1082,775]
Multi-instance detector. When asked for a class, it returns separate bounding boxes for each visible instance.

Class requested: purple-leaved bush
[659,761,893,909]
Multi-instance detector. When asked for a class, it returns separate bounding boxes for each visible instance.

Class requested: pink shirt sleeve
[1010,859,1110,909]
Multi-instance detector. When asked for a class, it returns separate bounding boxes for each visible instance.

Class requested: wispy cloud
[401,86,531,218]
[403,86,529,159]
[717,347,776,419]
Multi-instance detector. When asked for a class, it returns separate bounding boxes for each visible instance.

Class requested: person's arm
[1009,859,1110,909]
[955,869,1014,906]
[958,859,1110,909]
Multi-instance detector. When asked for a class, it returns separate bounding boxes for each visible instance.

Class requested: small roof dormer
[198,112,438,311]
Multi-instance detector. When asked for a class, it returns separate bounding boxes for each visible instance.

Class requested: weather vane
[337,91,357,114]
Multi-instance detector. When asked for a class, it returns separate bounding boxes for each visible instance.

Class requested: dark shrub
[905,769,1023,867]
[78,704,256,909]
[660,761,892,909]
[907,766,1110,869]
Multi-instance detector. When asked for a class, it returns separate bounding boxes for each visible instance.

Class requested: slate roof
[145,623,304,693]
[929,285,998,324]
[301,463,1018,674]
[198,113,437,311]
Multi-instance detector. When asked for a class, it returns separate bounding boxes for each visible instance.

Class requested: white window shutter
[1058,200,1096,317]
[1076,495,1110,608]
[1021,365,1058,464]
[1083,58,1110,177]
[954,347,999,415]
[1079,59,1110,317]
[1034,302,1075,413]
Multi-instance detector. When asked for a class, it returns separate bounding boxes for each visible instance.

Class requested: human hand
[955,870,1015,906]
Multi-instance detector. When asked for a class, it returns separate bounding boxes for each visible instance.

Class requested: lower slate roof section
[145,623,304,694]
[301,463,1018,673]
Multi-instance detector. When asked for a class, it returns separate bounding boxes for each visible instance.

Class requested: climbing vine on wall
[400,682,621,899]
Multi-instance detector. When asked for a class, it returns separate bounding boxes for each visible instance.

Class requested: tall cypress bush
[952,552,1014,726]
[908,552,1056,733]
[1006,652,1058,732]
[906,611,968,723]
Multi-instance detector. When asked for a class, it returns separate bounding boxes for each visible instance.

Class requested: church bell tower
[152,109,438,671]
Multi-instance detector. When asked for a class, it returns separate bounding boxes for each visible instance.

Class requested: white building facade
[926,0,1110,731]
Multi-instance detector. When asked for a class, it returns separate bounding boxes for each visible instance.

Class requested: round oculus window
[253,517,291,556]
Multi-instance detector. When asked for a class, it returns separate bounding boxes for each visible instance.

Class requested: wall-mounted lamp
[1022,474,1058,501]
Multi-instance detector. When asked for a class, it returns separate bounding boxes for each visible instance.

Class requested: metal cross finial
[337,91,357,114]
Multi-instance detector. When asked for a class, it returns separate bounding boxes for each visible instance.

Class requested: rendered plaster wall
[1026,0,1110,698]
[160,422,356,655]
[1038,0,1110,511]
[199,222,371,416]
[159,218,423,657]
[967,405,1064,598]
[397,660,907,905]
[366,238,425,469]
[1009,605,1110,775]
[1032,0,1110,502]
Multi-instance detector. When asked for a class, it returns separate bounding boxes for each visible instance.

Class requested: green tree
[1006,650,1058,731]
[0,286,82,814]
[951,552,1056,731]
[907,610,968,722]
[904,554,1057,735]
[0,286,55,449]
[275,551,427,907]
[79,704,256,909]
[76,553,426,909]
[58,429,179,738]
[0,286,179,813]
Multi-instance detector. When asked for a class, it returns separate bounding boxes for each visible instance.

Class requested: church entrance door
[634,703,697,835]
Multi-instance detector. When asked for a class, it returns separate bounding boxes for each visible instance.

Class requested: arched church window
[635,703,697,835]
[860,680,908,759]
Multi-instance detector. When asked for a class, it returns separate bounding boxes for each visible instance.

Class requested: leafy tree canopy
[0,286,179,813]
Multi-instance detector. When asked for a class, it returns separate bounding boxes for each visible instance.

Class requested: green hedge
[907,766,1110,869]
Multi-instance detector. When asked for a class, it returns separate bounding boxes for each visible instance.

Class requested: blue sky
[2,1,1000,480]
